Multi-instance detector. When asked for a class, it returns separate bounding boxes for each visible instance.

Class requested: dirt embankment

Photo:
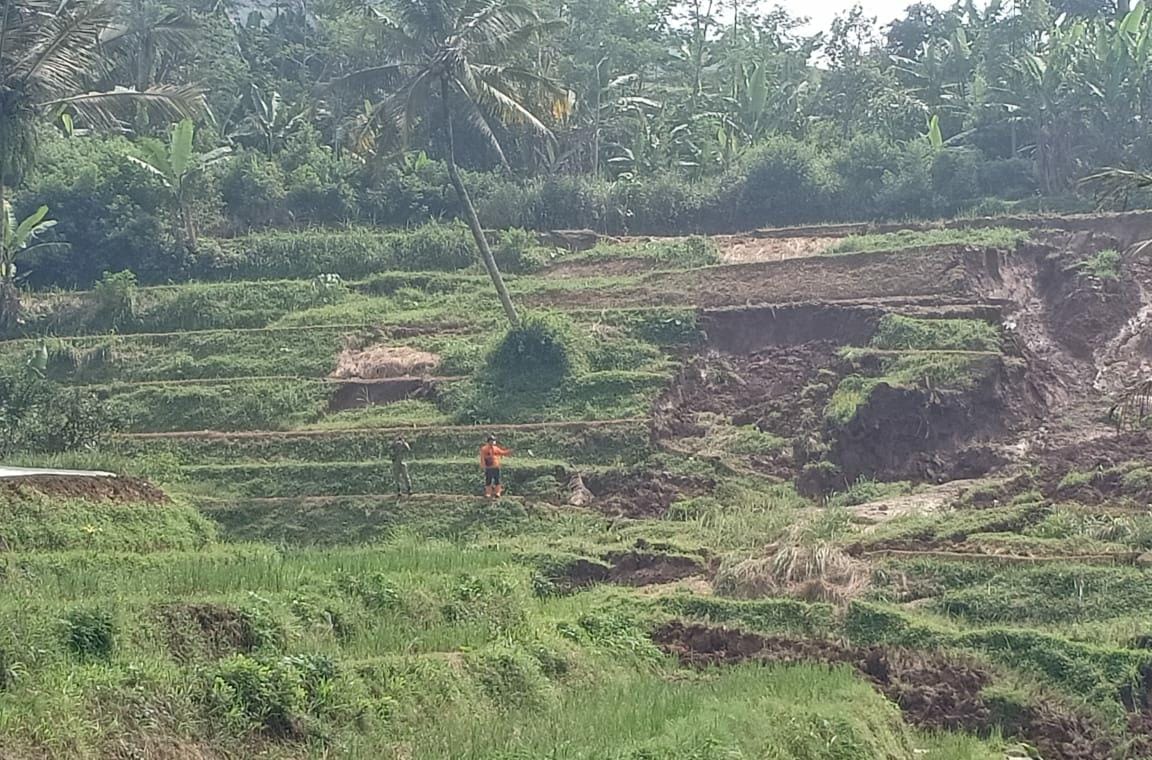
[650,226,1152,493]
[0,475,168,504]
[653,621,1124,760]
[827,358,1040,486]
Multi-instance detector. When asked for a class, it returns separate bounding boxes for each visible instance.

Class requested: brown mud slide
[653,621,1124,760]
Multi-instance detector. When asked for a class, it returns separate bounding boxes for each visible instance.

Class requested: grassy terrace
[7,224,1152,758]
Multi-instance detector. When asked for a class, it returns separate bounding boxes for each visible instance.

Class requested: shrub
[61,607,116,660]
[1079,249,1122,282]
[392,222,474,271]
[16,133,186,286]
[722,137,836,228]
[92,270,139,330]
[484,313,586,390]
[492,228,548,273]
[0,372,116,455]
[219,153,288,230]
[206,654,308,734]
[466,645,551,708]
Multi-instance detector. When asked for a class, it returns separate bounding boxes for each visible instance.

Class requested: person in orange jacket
[479,433,512,499]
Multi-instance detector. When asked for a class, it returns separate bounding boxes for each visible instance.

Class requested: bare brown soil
[0,475,168,504]
[652,620,1123,759]
[327,377,445,411]
[547,551,706,591]
[581,471,715,518]
[158,603,257,662]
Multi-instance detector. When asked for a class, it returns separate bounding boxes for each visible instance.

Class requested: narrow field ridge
[115,417,648,440]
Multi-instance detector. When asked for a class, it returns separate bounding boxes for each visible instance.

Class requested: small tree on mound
[485,313,586,390]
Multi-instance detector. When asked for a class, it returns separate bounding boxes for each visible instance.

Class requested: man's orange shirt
[480,443,511,469]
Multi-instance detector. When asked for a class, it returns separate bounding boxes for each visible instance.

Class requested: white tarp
[0,466,114,478]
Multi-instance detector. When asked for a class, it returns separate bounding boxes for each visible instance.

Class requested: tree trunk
[439,77,520,326]
[180,201,198,251]
[0,181,18,334]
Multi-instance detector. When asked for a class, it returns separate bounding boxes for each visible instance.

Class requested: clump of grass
[870,315,1001,352]
[827,478,913,508]
[714,543,871,604]
[1078,249,1122,281]
[465,645,553,709]
[60,607,117,661]
[827,226,1027,255]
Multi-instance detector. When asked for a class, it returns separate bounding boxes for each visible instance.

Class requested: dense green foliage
[5,0,1152,287]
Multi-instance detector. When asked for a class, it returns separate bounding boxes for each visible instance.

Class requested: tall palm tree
[333,0,571,325]
[0,0,203,323]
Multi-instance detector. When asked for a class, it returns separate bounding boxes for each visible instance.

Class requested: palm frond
[466,70,553,136]
[40,83,204,128]
[325,63,409,97]
[453,80,511,170]
[13,0,114,97]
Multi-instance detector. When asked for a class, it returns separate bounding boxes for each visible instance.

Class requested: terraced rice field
[4,212,1152,758]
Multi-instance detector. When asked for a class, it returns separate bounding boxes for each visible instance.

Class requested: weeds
[1078,249,1122,281]
[61,608,117,660]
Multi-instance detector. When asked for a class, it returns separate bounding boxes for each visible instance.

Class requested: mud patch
[654,345,842,478]
[331,345,440,380]
[827,356,1040,488]
[542,551,706,592]
[652,621,1120,757]
[581,471,715,518]
[158,603,257,662]
[701,305,881,354]
[604,551,705,586]
[0,476,168,504]
[327,377,441,411]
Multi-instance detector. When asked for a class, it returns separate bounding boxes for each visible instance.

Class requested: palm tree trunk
[439,77,519,326]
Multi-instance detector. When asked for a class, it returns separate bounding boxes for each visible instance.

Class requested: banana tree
[128,118,231,250]
[231,84,310,155]
[0,201,67,331]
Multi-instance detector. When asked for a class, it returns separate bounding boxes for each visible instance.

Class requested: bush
[466,645,551,709]
[16,133,187,287]
[492,228,548,273]
[92,270,139,330]
[392,222,474,271]
[61,607,116,660]
[722,136,836,228]
[0,372,116,456]
[484,313,586,390]
[219,153,288,230]
[207,654,308,734]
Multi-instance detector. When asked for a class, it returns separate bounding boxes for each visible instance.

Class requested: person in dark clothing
[391,435,413,496]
